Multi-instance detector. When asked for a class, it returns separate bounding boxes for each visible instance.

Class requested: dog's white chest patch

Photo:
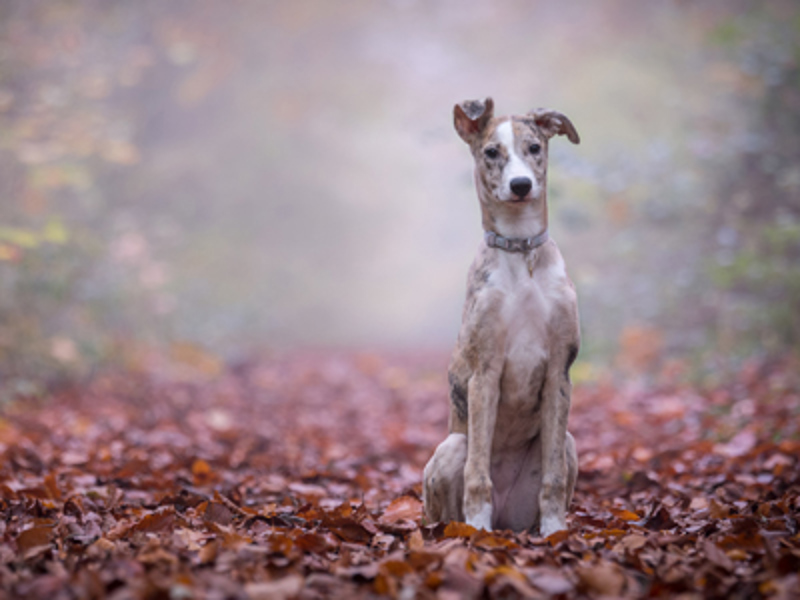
[495,253,566,326]
[502,276,550,366]
[493,253,569,407]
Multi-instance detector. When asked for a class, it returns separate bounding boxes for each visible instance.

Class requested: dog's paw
[539,515,567,538]
[465,503,493,531]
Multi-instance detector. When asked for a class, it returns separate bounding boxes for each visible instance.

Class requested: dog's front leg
[463,368,501,530]
[538,357,573,537]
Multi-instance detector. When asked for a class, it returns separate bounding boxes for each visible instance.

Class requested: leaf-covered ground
[0,351,798,599]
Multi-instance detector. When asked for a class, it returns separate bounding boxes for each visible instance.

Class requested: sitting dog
[423,98,580,536]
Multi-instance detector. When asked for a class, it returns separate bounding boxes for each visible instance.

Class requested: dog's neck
[480,192,549,241]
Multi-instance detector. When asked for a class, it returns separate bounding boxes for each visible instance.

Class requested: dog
[423,98,580,537]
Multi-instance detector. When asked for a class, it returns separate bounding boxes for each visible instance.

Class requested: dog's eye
[484,147,499,159]
[528,143,541,155]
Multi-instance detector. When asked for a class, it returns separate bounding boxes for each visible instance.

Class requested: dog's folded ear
[454,97,494,144]
[530,109,580,144]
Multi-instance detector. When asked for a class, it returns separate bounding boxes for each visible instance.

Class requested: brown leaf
[86,537,116,560]
[701,538,735,572]
[472,531,518,551]
[407,529,424,551]
[204,502,234,526]
[407,549,442,571]
[293,531,331,553]
[198,539,219,565]
[643,505,677,531]
[576,560,627,596]
[486,565,540,598]
[137,546,178,567]
[381,559,414,578]
[615,533,648,554]
[16,526,53,557]
[133,509,176,533]
[43,472,61,501]
[328,519,373,544]
[709,498,731,519]
[379,495,422,525]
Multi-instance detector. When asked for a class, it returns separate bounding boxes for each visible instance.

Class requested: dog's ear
[530,109,580,144]
[454,97,494,144]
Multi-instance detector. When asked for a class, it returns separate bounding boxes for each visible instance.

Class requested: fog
[1,0,797,380]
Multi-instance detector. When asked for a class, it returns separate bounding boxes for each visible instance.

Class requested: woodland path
[0,351,798,599]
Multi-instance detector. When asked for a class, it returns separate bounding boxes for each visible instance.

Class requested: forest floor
[0,350,798,599]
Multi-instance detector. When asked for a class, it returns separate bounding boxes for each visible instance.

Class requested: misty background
[1,0,798,389]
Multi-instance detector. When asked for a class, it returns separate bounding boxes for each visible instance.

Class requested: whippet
[423,98,580,536]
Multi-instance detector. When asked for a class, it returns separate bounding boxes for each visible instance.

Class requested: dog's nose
[510,177,532,198]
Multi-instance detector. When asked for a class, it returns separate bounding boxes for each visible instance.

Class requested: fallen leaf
[611,507,642,521]
[204,502,234,526]
[133,509,176,533]
[407,529,424,551]
[16,526,53,556]
[443,521,477,538]
[545,529,570,546]
[378,495,422,525]
[576,560,627,596]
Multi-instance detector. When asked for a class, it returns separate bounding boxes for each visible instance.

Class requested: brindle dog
[423,98,580,536]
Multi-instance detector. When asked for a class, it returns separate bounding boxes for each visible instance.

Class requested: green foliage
[711,221,800,351]
[0,1,176,395]
[702,4,800,357]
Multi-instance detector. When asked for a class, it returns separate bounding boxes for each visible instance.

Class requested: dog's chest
[492,253,565,413]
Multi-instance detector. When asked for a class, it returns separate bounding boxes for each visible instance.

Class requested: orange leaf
[44,472,61,501]
[485,564,527,584]
[425,570,444,589]
[198,540,218,565]
[373,573,391,595]
[610,508,642,521]
[473,532,518,550]
[576,561,626,596]
[545,529,570,546]
[381,559,414,578]
[407,529,424,551]
[192,459,211,475]
[443,521,477,538]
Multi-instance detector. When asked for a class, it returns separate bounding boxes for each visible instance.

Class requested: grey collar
[484,229,550,253]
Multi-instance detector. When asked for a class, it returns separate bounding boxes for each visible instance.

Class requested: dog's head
[454,98,579,205]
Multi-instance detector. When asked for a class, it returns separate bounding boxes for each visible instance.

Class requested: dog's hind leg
[423,433,467,524]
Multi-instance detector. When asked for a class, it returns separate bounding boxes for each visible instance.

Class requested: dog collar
[484,229,550,253]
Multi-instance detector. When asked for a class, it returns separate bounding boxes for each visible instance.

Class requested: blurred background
[1,0,798,391]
